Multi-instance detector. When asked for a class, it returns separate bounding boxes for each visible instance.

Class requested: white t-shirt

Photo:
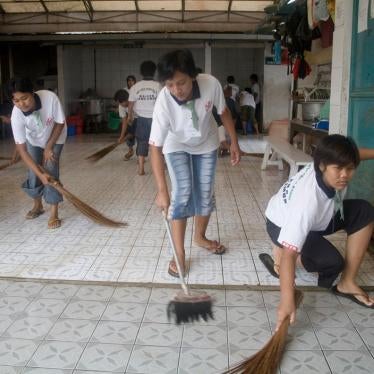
[224,83,240,101]
[129,79,161,118]
[265,164,343,252]
[118,104,127,119]
[11,90,66,148]
[239,91,256,109]
[149,74,225,155]
[251,82,260,104]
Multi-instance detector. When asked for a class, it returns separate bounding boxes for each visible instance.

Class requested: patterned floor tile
[46,318,97,342]
[347,308,374,328]
[24,298,67,318]
[226,290,264,307]
[74,285,115,301]
[356,327,374,350]
[0,297,32,315]
[228,325,271,350]
[3,316,54,340]
[76,343,132,372]
[280,350,330,374]
[0,315,16,335]
[178,347,228,374]
[227,306,269,328]
[37,284,79,300]
[23,368,72,374]
[3,282,44,298]
[136,323,183,347]
[325,350,374,374]
[28,341,85,369]
[127,345,179,374]
[111,287,151,303]
[315,327,366,350]
[102,302,147,322]
[307,307,353,328]
[61,300,107,320]
[0,338,39,366]
[285,327,321,351]
[183,325,227,349]
[90,320,140,345]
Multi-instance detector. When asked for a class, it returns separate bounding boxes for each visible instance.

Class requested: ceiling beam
[82,0,94,22]
[228,0,233,21]
[39,0,49,13]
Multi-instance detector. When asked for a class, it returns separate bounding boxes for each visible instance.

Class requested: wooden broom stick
[85,142,120,162]
[39,166,126,228]
[223,289,303,374]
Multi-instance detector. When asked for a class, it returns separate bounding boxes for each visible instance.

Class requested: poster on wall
[358,0,369,32]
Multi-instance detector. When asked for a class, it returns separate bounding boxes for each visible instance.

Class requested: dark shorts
[126,118,137,148]
[266,199,374,288]
[135,116,152,157]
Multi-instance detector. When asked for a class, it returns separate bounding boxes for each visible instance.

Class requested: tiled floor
[1,135,372,287]
[0,280,373,373]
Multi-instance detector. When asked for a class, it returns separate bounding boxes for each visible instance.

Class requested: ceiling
[0,1,275,34]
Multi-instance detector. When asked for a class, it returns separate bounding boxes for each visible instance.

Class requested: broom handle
[162,210,189,296]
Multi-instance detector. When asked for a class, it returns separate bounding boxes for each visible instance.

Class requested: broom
[223,289,303,374]
[39,167,127,228]
[163,211,214,325]
[85,142,119,162]
[0,157,21,171]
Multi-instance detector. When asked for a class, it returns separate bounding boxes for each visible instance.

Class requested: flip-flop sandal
[25,209,45,219]
[259,253,280,279]
[196,240,227,255]
[331,285,374,309]
[48,218,61,229]
[168,260,185,278]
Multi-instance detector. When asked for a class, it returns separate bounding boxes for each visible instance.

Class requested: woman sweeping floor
[9,77,66,229]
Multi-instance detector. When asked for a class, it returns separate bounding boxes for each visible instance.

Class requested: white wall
[329,0,353,135]
[263,64,290,127]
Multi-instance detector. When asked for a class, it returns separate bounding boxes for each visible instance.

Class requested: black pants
[266,199,374,288]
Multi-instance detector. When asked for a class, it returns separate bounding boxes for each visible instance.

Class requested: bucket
[108,111,122,130]
[67,125,76,136]
[67,115,84,135]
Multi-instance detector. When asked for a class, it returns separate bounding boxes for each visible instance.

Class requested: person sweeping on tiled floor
[260,134,374,331]
[8,77,67,229]
[149,49,240,278]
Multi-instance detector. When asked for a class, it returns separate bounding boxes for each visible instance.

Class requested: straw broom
[223,289,303,374]
[0,158,21,171]
[39,167,126,228]
[85,142,119,162]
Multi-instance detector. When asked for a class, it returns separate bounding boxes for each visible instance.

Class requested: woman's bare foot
[193,237,226,254]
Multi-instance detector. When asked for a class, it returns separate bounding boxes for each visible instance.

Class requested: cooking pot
[80,99,103,115]
[300,101,325,121]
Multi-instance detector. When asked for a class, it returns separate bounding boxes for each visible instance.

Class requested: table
[289,119,328,152]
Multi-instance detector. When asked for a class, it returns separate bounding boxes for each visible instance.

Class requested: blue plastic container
[67,125,76,136]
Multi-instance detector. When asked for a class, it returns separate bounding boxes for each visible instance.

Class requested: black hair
[8,77,34,98]
[157,49,198,83]
[126,75,136,82]
[244,87,252,94]
[227,76,235,84]
[140,61,156,78]
[195,67,203,74]
[313,134,360,172]
[114,89,129,103]
[250,74,258,83]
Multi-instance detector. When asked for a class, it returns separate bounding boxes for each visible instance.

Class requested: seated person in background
[261,134,374,331]
[115,89,136,161]
[239,88,258,135]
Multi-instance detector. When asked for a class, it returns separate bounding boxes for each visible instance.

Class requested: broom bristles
[223,289,303,374]
[51,181,127,227]
[85,143,119,162]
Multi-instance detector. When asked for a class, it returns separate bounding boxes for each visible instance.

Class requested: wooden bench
[261,136,313,177]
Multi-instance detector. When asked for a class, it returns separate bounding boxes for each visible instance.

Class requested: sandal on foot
[48,218,61,229]
[259,253,279,279]
[331,285,374,309]
[195,240,226,255]
[124,149,134,161]
[25,209,45,219]
[168,259,185,278]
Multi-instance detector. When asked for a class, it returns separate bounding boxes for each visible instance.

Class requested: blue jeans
[22,142,64,205]
[164,150,217,220]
